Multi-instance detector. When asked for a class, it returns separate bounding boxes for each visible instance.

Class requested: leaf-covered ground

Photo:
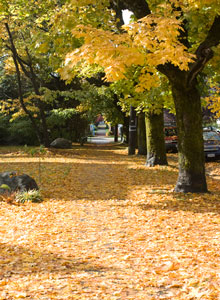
[0,144,220,299]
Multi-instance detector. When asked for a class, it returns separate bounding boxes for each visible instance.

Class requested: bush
[8,118,39,145]
[47,109,89,142]
[0,115,10,145]
[0,115,39,145]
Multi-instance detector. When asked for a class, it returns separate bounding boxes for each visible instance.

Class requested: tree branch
[197,15,220,51]
[187,15,220,86]
[109,1,125,29]
[4,23,33,78]
[118,0,150,18]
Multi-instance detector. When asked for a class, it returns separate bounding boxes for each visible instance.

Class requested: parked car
[203,130,220,159]
[203,126,220,135]
[164,126,178,152]
[164,126,220,158]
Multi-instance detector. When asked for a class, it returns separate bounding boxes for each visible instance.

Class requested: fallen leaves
[154,261,180,274]
[0,145,220,299]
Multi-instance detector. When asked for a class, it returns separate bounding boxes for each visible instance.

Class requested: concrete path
[88,136,114,144]
[88,125,115,144]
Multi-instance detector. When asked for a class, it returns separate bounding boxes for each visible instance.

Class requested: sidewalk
[88,125,115,144]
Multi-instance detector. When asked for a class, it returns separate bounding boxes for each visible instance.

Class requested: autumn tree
[58,0,220,193]
[119,0,220,193]
[0,1,55,145]
[0,1,77,145]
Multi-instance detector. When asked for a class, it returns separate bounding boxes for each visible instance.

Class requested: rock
[0,171,39,195]
[50,138,72,149]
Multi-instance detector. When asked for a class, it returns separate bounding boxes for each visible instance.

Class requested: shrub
[8,118,39,145]
[0,115,10,144]
[47,109,89,142]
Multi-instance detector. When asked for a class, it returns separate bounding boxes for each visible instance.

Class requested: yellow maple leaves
[123,14,195,70]
[206,86,220,118]
[164,0,220,12]
[60,26,143,82]
[0,94,41,121]
[59,11,195,92]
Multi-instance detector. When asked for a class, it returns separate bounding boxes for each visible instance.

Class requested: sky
[122,9,133,25]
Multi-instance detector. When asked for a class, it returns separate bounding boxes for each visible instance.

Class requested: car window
[203,131,220,141]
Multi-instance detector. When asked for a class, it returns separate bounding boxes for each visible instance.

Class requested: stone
[0,171,39,195]
[50,138,72,149]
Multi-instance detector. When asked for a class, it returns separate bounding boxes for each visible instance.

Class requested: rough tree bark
[172,79,207,192]
[145,111,167,166]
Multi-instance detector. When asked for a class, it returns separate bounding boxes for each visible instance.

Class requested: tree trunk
[123,115,129,143]
[145,111,167,166]
[172,83,207,193]
[137,111,147,155]
[114,124,118,142]
[128,105,137,155]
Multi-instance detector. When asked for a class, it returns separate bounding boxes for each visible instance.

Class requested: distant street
[88,124,114,144]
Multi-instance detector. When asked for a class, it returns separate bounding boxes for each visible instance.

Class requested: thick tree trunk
[128,106,137,155]
[137,111,147,155]
[172,83,207,193]
[145,111,167,166]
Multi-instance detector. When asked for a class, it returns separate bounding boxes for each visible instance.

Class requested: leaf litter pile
[0,144,220,300]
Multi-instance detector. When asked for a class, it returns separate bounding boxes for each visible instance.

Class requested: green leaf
[0,184,11,191]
